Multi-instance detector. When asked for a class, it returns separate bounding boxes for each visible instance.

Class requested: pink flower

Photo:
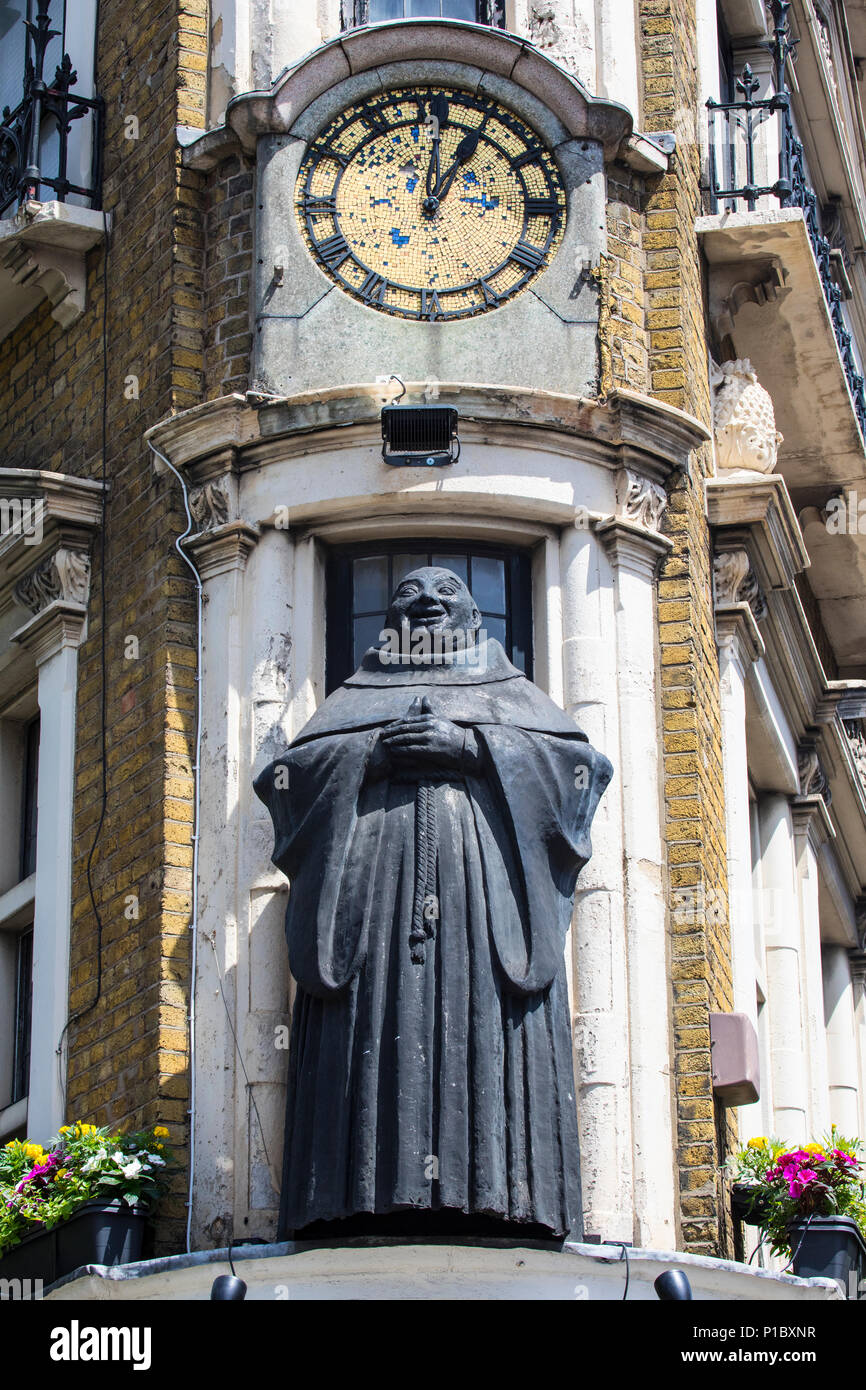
[830,1148,857,1168]
[788,1168,818,1199]
[13,1152,61,1193]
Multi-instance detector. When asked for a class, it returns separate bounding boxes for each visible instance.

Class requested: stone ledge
[0,201,109,339]
[42,1236,843,1302]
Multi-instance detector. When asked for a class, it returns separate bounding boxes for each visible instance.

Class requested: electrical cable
[606,1241,630,1300]
[55,200,111,1101]
[147,441,202,1255]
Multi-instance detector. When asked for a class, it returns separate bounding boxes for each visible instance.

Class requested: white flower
[119,1157,143,1180]
[144,1153,165,1166]
[81,1147,108,1174]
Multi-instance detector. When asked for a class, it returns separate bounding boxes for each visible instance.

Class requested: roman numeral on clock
[311,145,349,168]
[525,196,558,218]
[359,106,390,136]
[477,279,501,307]
[360,271,388,305]
[510,146,543,170]
[421,289,443,320]
[510,241,545,271]
[303,193,337,217]
[316,231,350,269]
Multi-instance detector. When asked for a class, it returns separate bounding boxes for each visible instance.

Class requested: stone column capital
[848,950,866,995]
[11,599,88,665]
[714,602,765,665]
[790,793,835,848]
[184,521,261,581]
[594,516,672,578]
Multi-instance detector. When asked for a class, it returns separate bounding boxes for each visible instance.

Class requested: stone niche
[196,21,632,398]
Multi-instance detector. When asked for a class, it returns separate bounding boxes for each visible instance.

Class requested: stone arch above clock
[188,20,633,398]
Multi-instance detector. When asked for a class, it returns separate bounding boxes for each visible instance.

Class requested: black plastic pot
[730,1183,771,1225]
[0,1199,148,1287]
[789,1215,866,1299]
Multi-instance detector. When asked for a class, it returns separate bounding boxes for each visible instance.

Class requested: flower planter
[0,1199,148,1286]
[730,1183,771,1225]
[788,1215,866,1299]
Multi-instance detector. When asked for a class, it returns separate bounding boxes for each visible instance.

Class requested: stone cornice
[182,21,633,165]
[705,474,810,592]
[145,386,709,490]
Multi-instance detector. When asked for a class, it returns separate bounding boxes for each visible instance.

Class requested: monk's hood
[291,639,587,744]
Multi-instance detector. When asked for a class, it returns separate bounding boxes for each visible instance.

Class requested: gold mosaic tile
[295,86,566,321]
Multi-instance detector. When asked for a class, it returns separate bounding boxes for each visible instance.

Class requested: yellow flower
[59,1126,70,1134]
[153,1126,169,1139]
[803,1143,825,1156]
[746,1137,767,1150]
[74,1122,97,1135]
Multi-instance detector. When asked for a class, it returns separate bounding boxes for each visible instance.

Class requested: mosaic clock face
[295,86,566,321]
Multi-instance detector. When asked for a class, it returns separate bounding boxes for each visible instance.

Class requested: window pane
[369,0,405,18]
[353,556,390,613]
[391,553,427,586]
[12,927,32,1105]
[20,716,39,880]
[406,0,441,13]
[354,613,387,666]
[443,0,476,17]
[0,1,26,119]
[470,556,506,614]
[431,553,468,582]
[481,615,506,649]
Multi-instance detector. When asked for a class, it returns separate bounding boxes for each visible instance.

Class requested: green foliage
[728,1127,866,1259]
[0,1121,173,1258]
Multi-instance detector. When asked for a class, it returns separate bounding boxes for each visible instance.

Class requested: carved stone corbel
[615,468,667,532]
[843,719,866,788]
[712,547,767,621]
[797,737,832,806]
[188,476,231,532]
[14,547,91,614]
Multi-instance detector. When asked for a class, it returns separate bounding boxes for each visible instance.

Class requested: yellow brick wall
[600,0,737,1255]
[0,0,208,1254]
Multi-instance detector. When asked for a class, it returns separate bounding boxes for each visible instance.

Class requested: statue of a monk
[255,566,612,1240]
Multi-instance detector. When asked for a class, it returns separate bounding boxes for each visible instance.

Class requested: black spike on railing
[0,0,103,216]
[705,0,866,441]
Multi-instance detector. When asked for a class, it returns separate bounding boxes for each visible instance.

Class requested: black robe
[254,640,612,1239]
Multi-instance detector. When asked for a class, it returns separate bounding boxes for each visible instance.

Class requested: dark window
[717,10,735,102]
[20,716,39,881]
[346,0,504,27]
[12,927,33,1104]
[326,541,532,692]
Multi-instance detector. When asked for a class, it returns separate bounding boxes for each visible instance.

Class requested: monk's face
[385,567,482,638]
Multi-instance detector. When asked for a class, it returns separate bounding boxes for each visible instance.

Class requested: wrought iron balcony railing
[0,0,103,218]
[705,0,866,441]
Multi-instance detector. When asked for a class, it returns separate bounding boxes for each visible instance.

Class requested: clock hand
[432,130,480,203]
[424,95,449,208]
